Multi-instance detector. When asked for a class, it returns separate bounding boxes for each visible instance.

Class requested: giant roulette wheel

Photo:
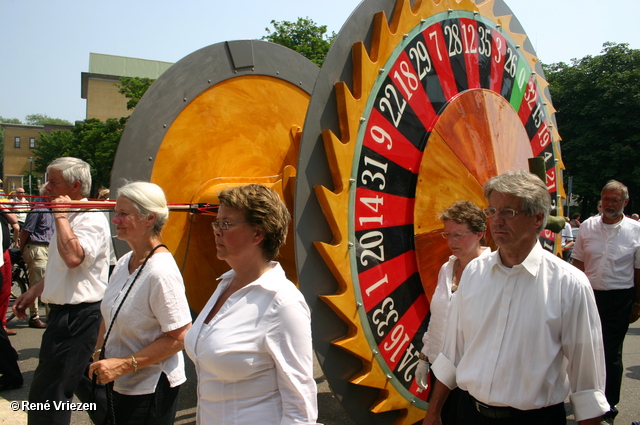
[110,1,566,423]
[293,0,565,423]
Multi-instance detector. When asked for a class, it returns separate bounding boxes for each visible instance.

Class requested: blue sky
[1,0,638,123]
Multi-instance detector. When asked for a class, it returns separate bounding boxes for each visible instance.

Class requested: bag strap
[99,244,166,359]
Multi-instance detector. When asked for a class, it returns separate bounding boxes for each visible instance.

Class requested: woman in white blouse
[184,184,319,425]
[415,200,490,424]
[88,182,192,425]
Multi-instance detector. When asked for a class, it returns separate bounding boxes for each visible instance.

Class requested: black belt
[26,242,49,246]
[471,397,515,419]
[48,301,100,311]
[470,394,564,420]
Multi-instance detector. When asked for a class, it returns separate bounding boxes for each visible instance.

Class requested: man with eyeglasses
[422,170,608,425]
[572,180,640,424]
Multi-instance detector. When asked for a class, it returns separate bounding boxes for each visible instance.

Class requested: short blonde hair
[218,184,290,261]
[439,201,486,233]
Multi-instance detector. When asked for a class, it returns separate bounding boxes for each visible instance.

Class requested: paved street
[2,306,640,425]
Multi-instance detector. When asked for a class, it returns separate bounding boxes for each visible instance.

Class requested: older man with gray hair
[423,170,608,425]
[572,180,640,424]
[14,157,111,425]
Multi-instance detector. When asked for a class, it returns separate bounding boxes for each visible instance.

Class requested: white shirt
[432,242,609,422]
[561,222,573,246]
[41,205,111,304]
[102,251,192,395]
[421,247,491,363]
[14,196,28,222]
[571,215,640,290]
[184,263,319,425]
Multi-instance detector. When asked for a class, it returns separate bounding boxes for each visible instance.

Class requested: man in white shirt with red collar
[13,157,111,425]
[572,180,640,424]
[422,170,608,425]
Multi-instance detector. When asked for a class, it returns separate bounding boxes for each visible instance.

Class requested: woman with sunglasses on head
[184,184,318,425]
[88,182,192,425]
[415,200,490,424]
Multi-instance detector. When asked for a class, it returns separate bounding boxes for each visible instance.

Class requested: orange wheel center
[414,89,532,300]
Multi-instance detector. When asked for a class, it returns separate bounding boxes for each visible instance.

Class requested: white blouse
[421,247,491,363]
[184,262,319,425]
[101,251,192,395]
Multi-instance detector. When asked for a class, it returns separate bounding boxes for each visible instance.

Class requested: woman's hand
[88,357,134,384]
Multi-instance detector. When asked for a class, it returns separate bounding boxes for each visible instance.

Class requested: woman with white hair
[88,182,192,425]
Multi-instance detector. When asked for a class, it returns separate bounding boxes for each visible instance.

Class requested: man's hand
[422,409,443,425]
[12,279,44,319]
[50,195,73,218]
[631,303,640,324]
[415,359,430,390]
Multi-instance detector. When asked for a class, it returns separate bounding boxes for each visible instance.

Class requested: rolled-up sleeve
[72,213,109,266]
[563,279,609,421]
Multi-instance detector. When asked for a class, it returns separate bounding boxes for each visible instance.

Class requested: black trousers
[457,390,566,425]
[28,301,102,425]
[0,271,22,387]
[111,373,181,425]
[594,287,634,408]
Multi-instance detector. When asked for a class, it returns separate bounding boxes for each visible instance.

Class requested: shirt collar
[491,241,543,277]
[598,214,625,229]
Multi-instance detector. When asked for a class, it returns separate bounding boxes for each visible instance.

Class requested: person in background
[13,157,111,425]
[552,209,575,262]
[96,187,117,276]
[88,182,192,425]
[0,208,20,335]
[570,212,582,228]
[423,170,608,425]
[19,187,53,328]
[0,220,23,391]
[415,200,490,424]
[572,180,640,424]
[185,184,319,425]
[13,188,29,226]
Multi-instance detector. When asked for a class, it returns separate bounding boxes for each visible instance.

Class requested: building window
[29,137,36,148]
[14,136,20,148]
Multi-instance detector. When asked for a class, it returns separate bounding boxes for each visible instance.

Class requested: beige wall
[1,124,71,194]
[85,76,130,121]
[2,125,40,192]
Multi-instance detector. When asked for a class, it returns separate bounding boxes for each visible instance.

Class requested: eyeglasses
[441,231,471,240]
[211,221,247,231]
[601,197,623,204]
[483,207,526,219]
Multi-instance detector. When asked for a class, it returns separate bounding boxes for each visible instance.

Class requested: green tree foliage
[33,117,128,196]
[544,42,640,215]
[25,114,72,126]
[117,76,155,110]
[263,17,335,66]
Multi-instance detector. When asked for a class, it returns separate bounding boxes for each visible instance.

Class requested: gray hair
[47,157,92,197]
[483,170,551,233]
[117,182,169,236]
[601,180,629,200]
